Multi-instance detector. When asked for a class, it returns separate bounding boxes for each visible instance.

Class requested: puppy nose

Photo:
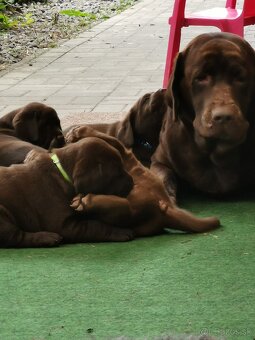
[211,108,234,124]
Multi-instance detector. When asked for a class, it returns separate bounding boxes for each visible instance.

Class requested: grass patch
[59,9,96,20]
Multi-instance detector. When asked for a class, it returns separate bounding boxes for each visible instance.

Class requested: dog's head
[10,102,65,149]
[117,89,167,149]
[167,33,255,152]
[64,137,133,197]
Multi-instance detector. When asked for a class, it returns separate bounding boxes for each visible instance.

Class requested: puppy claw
[70,200,80,210]
[75,204,84,212]
[70,194,86,212]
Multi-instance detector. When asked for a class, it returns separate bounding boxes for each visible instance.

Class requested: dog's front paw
[109,228,134,242]
[34,232,63,247]
[70,194,85,212]
[65,126,82,143]
[70,194,95,213]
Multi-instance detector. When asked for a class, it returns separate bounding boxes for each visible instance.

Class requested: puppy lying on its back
[0,102,65,166]
[67,126,220,238]
[0,137,134,248]
[65,89,167,166]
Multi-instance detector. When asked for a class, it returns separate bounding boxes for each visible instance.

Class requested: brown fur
[65,89,167,166]
[0,137,134,248]
[151,33,255,200]
[0,102,65,166]
[67,126,220,238]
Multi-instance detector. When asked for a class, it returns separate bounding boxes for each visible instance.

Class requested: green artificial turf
[0,193,254,340]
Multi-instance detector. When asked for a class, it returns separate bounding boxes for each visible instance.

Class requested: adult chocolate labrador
[0,137,134,248]
[67,126,219,238]
[65,89,167,166]
[0,102,65,166]
[151,32,255,200]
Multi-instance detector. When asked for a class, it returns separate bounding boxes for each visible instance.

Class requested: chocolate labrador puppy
[0,102,65,149]
[67,126,220,238]
[65,89,167,166]
[0,134,46,166]
[0,137,134,248]
[151,32,255,200]
[0,102,65,166]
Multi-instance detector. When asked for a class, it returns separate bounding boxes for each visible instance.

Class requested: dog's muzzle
[193,102,249,146]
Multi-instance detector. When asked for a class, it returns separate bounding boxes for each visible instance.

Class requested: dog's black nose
[212,108,234,124]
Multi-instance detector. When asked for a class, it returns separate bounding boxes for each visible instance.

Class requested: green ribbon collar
[50,153,72,184]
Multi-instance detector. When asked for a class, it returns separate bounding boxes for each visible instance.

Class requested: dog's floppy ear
[116,113,134,147]
[166,52,185,121]
[12,109,39,142]
[70,140,108,195]
[72,155,112,195]
[73,163,101,194]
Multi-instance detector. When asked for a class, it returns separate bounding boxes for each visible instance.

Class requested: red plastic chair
[163,0,255,88]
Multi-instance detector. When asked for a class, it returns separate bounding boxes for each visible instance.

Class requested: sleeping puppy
[0,102,65,149]
[0,134,46,166]
[151,32,255,200]
[0,102,65,166]
[65,89,167,166]
[66,126,220,238]
[0,137,134,248]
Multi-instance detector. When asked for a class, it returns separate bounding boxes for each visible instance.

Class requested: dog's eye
[233,71,246,83]
[194,74,210,84]
[230,66,246,83]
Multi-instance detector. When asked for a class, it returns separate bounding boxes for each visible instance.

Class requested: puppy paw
[109,228,134,242]
[71,194,94,213]
[34,232,63,247]
[70,194,85,212]
[65,126,82,143]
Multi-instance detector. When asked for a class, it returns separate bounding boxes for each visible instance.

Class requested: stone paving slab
[0,0,255,122]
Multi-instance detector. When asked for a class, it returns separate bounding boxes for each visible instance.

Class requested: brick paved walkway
[0,0,255,126]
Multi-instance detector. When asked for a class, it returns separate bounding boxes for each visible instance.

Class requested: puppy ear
[73,175,90,195]
[116,114,134,147]
[73,161,103,195]
[166,52,185,121]
[12,109,39,142]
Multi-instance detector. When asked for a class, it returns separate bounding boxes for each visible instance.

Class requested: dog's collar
[135,137,153,150]
[50,153,72,184]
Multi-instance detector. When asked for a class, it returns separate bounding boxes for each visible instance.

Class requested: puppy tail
[159,201,220,232]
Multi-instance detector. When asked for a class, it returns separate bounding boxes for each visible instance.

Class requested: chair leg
[163,24,182,89]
